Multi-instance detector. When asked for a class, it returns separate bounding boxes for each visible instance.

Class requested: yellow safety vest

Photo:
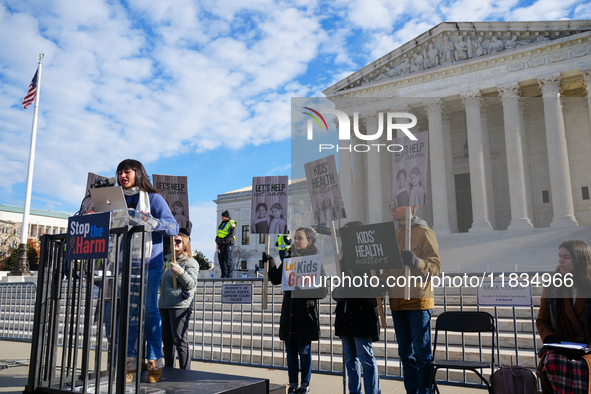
[217,220,236,239]
[277,234,290,250]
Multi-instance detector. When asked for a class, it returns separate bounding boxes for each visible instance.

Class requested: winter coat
[158,254,199,309]
[268,244,327,342]
[334,298,380,341]
[382,216,441,311]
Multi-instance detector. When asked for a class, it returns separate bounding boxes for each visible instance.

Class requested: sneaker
[287,387,298,394]
[146,358,163,383]
[295,386,310,393]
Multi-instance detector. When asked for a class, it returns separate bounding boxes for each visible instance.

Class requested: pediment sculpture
[345,32,552,90]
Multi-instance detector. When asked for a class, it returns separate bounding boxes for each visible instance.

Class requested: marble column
[336,117,353,224]
[442,108,458,232]
[363,112,383,224]
[518,99,535,225]
[480,101,496,229]
[423,99,451,233]
[581,68,591,130]
[351,128,367,224]
[498,83,533,230]
[537,74,578,227]
[461,90,493,232]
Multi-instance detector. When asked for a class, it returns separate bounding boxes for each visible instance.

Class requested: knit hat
[221,210,231,219]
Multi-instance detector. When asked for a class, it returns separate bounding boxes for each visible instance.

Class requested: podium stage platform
[131,367,269,394]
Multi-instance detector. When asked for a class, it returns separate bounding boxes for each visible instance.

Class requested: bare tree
[232,246,256,270]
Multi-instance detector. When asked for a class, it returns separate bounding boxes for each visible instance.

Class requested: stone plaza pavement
[0,340,480,394]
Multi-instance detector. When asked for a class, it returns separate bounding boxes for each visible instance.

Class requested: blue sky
[1,0,589,260]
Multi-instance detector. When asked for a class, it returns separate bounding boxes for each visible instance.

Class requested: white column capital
[390,104,411,113]
[360,112,379,123]
[581,68,591,91]
[497,82,521,99]
[461,90,482,109]
[423,98,443,116]
[538,74,562,96]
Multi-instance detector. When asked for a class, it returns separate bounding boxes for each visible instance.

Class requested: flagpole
[11,53,44,276]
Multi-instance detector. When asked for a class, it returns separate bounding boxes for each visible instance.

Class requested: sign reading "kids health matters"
[65,212,110,260]
[340,222,402,272]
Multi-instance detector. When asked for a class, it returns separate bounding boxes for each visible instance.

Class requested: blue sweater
[125,192,179,269]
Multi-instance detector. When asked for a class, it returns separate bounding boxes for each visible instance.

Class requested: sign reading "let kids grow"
[65,212,110,260]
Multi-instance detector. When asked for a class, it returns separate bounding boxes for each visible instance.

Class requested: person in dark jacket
[263,227,326,394]
[334,221,381,394]
[215,210,236,278]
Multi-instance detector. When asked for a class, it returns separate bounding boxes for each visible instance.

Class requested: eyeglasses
[389,202,397,210]
[174,239,183,245]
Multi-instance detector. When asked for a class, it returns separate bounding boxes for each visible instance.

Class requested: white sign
[477,280,532,306]
[281,254,323,292]
[221,284,253,304]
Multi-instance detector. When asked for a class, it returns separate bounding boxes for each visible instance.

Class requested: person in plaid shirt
[536,240,591,394]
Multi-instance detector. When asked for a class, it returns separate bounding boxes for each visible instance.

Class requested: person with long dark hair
[159,233,199,370]
[117,159,179,383]
[536,240,591,393]
[263,227,327,394]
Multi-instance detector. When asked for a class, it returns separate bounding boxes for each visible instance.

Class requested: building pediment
[323,20,591,97]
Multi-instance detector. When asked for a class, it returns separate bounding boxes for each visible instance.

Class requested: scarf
[123,187,153,265]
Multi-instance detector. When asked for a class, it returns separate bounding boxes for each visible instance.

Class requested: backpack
[490,366,538,394]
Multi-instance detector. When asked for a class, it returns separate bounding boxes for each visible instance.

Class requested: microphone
[91,177,116,189]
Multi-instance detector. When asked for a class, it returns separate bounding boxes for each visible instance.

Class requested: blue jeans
[342,336,381,394]
[284,340,312,388]
[128,266,163,360]
[219,244,234,278]
[391,310,433,394]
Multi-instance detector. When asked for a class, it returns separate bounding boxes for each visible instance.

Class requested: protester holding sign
[384,204,440,394]
[159,233,199,370]
[116,159,179,383]
[263,227,327,394]
[536,240,591,394]
[334,221,381,394]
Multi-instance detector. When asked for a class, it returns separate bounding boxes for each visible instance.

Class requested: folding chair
[431,311,495,393]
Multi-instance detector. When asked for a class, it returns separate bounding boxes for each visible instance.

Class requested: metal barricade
[189,273,544,389]
[0,271,544,389]
[0,282,37,340]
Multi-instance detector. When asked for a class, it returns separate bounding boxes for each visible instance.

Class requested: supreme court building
[323,20,591,233]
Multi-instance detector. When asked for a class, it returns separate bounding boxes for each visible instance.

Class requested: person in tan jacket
[384,204,440,394]
[536,240,591,394]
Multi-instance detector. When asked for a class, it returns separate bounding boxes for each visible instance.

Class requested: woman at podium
[117,159,179,383]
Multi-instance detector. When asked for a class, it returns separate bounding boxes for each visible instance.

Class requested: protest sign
[391,131,429,207]
[153,174,191,235]
[250,176,289,234]
[340,222,402,272]
[281,254,323,291]
[304,155,346,224]
[66,212,110,260]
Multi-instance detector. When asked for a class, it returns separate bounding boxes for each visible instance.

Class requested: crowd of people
[96,158,591,393]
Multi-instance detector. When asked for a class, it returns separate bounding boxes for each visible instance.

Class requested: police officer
[275,231,291,261]
[215,210,236,278]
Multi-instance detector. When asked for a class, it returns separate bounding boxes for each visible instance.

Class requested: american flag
[22,70,38,109]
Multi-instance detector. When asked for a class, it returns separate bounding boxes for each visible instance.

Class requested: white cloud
[508,0,580,20]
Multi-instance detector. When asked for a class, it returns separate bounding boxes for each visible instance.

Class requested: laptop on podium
[89,186,128,212]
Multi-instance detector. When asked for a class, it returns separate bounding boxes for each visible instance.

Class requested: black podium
[24,209,268,394]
